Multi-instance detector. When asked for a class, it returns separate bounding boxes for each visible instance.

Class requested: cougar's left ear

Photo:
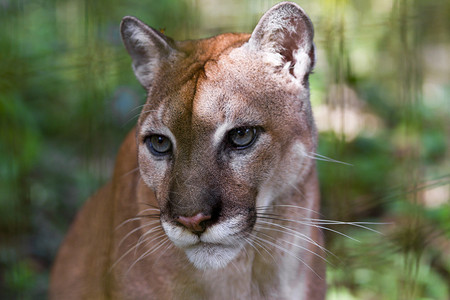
[248,2,315,83]
[120,16,178,90]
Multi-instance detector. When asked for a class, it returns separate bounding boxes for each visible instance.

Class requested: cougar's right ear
[120,16,177,90]
[248,2,315,83]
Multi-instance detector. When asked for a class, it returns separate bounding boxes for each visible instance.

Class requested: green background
[1,0,449,299]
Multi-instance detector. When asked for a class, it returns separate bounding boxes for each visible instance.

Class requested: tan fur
[50,2,326,299]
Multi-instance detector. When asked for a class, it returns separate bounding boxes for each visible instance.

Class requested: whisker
[122,108,158,127]
[307,152,353,166]
[126,103,147,114]
[118,220,160,248]
[247,233,276,263]
[287,182,306,199]
[135,225,164,253]
[122,113,142,127]
[230,257,246,277]
[252,235,322,280]
[140,109,159,115]
[297,219,385,234]
[259,215,383,236]
[131,232,167,263]
[120,167,140,178]
[110,228,165,272]
[110,242,139,271]
[115,208,160,231]
[137,208,161,214]
[240,239,251,261]
[254,221,334,258]
[134,214,160,219]
[115,216,151,230]
[257,204,323,217]
[243,236,260,257]
[135,208,161,220]
[256,220,318,246]
[138,202,160,210]
[298,222,359,242]
[127,236,171,273]
[154,240,175,264]
[258,204,387,236]
[254,228,331,265]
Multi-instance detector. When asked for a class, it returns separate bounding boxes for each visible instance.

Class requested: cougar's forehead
[138,43,309,145]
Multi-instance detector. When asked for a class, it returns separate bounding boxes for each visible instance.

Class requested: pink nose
[176,213,211,233]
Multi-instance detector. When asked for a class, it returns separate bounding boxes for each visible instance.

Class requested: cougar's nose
[176,213,211,234]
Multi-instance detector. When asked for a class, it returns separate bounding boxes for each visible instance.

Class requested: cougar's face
[136,46,316,269]
[120,0,317,270]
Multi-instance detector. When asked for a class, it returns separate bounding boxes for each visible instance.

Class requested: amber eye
[228,127,258,149]
[145,135,172,156]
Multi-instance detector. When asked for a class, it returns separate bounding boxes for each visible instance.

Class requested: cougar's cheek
[138,157,175,210]
[138,157,168,189]
[255,140,308,207]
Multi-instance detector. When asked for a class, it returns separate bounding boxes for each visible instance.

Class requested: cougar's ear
[248,2,315,82]
[120,16,177,90]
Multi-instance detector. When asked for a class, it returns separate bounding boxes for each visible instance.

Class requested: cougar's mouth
[161,214,251,269]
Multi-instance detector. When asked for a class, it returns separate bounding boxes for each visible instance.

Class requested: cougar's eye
[228,127,258,149]
[145,135,172,156]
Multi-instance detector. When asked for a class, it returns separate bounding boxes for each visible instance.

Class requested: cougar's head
[120,2,316,269]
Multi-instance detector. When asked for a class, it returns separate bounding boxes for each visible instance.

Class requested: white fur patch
[161,221,199,248]
[292,48,312,79]
[245,1,314,83]
[201,215,245,244]
[213,122,232,147]
[185,243,242,270]
[162,215,247,269]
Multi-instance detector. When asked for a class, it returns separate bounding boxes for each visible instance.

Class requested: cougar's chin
[185,243,243,269]
[161,215,250,269]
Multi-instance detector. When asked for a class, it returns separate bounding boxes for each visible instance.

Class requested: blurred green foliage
[1,0,449,299]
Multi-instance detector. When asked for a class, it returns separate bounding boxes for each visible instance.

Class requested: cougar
[50,2,326,299]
